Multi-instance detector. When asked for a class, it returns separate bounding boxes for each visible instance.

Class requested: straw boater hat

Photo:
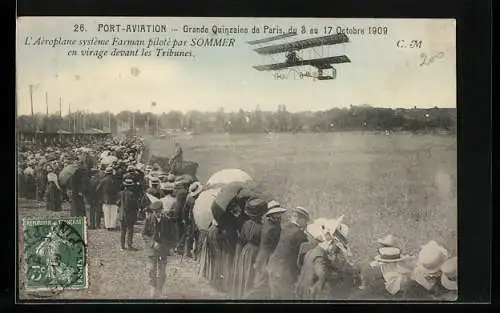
[291,206,311,221]
[188,182,203,198]
[265,206,288,217]
[374,247,408,263]
[416,240,449,275]
[377,234,397,247]
[161,182,175,191]
[123,178,135,187]
[150,177,160,185]
[167,174,176,182]
[440,256,457,291]
[267,200,281,210]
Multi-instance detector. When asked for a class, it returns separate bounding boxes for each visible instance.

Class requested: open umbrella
[206,169,253,188]
[193,188,221,231]
[58,163,80,186]
[211,181,259,224]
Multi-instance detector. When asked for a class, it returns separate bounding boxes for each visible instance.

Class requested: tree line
[17,105,457,135]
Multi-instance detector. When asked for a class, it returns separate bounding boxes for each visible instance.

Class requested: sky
[16,17,456,115]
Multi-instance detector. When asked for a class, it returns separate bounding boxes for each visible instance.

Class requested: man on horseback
[169,143,183,175]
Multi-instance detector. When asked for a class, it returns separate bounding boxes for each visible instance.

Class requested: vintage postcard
[16,17,457,301]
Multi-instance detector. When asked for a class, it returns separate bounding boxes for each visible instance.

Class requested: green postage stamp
[21,216,88,291]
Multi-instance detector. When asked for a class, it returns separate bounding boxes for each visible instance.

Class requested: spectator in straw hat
[266,206,311,299]
[357,243,415,299]
[142,201,178,297]
[97,166,121,231]
[440,257,457,291]
[432,256,457,301]
[160,182,177,216]
[295,224,336,300]
[247,202,288,299]
[232,198,268,299]
[181,181,203,259]
[117,178,140,251]
[146,177,163,199]
[45,164,62,212]
[411,240,449,292]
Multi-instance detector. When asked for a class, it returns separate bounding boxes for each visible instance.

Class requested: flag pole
[29,85,34,116]
[45,92,49,116]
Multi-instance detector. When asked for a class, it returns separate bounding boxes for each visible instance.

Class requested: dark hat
[244,198,268,218]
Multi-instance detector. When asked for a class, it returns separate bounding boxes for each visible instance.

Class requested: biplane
[248,32,351,80]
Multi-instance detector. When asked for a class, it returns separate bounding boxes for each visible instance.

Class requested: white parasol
[206,169,253,188]
[193,188,221,231]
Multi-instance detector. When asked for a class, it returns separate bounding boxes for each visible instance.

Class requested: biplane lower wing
[253,55,351,71]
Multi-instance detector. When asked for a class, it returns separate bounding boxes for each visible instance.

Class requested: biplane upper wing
[254,33,349,55]
[246,32,297,45]
[253,55,351,71]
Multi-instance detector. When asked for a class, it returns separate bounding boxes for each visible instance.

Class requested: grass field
[150,132,457,263]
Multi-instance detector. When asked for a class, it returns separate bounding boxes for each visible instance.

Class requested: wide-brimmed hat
[417,240,449,274]
[307,219,329,242]
[123,178,135,187]
[325,215,345,236]
[167,174,176,182]
[377,234,397,247]
[374,247,409,263]
[267,200,281,210]
[440,256,457,291]
[188,182,203,197]
[264,207,287,217]
[291,206,311,221]
[160,182,175,191]
[244,198,268,218]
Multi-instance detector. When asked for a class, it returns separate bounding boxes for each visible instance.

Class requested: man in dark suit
[86,168,102,229]
[266,206,311,299]
[142,201,179,297]
[117,178,140,251]
[96,167,120,230]
[247,202,287,299]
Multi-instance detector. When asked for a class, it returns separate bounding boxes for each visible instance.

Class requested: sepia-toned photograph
[16,17,457,301]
